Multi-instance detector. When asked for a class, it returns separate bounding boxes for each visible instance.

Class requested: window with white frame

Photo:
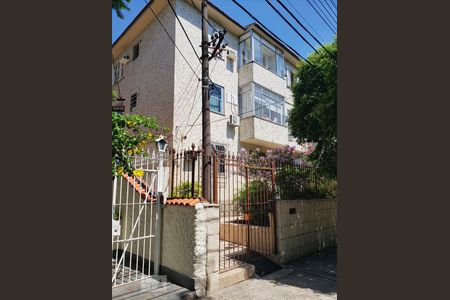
[239,83,285,125]
[239,31,285,77]
[286,63,296,87]
[210,84,224,114]
[113,62,124,83]
[212,143,226,173]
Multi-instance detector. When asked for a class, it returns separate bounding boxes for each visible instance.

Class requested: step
[219,264,255,289]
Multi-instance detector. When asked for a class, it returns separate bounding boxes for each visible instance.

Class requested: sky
[112,0,337,59]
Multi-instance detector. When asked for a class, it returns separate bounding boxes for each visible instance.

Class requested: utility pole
[201,0,211,201]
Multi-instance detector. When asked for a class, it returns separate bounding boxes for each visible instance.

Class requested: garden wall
[275,198,337,264]
[160,203,219,296]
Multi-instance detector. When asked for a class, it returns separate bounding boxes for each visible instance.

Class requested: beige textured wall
[276,199,337,264]
[113,3,176,145]
[172,0,240,153]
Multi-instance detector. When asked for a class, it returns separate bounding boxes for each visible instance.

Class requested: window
[226,57,234,72]
[113,62,124,83]
[132,43,140,60]
[210,84,224,114]
[212,143,226,173]
[239,37,251,67]
[251,32,285,76]
[239,83,285,125]
[286,63,295,87]
[254,84,284,124]
[130,93,137,111]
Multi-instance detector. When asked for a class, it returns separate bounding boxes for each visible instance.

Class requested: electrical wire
[323,0,338,18]
[329,0,338,11]
[167,0,201,61]
[310,0,337,31]
[285,0,326,43]
[230,0,314,67]
[274,0,336,60]
[264,0,321,57]
[317,0,337,22]
[306,0,336,34]
[144,0,200,80]
[190,0,232,46]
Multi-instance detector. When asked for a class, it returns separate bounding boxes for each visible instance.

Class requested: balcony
[240,116,289,148]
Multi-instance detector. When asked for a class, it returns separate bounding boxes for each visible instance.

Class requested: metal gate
[217,153,277,272]
[112,153,167,288]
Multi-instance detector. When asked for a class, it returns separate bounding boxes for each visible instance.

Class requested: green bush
[173,181,202,198]
[276,167,337,200]
[233,180,271,226]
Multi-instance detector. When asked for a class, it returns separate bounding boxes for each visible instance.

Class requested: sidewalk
[203,247,337,300]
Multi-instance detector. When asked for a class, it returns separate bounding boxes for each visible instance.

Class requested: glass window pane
[210,85,223,113]
[254,39,262,64]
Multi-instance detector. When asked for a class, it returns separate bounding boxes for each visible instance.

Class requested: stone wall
[275,199,337,264]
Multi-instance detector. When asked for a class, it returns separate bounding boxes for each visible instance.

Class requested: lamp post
[154,135,167,276]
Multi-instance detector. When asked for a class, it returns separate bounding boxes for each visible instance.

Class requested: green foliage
[112,112,159,179]
[112,0,131,19]
[290,38,337,179]
[276,167,337,200]
[173,181,202,198]
[233,180,270,226]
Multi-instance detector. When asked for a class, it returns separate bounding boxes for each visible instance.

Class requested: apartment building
[112,0,301,154]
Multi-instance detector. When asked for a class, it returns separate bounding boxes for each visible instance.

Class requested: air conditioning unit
[226,49,236,60]
[119,55,130,64]
[228,115,240,127]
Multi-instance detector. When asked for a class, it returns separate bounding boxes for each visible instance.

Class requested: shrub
[173,181,202,198]
[233,180,271,226]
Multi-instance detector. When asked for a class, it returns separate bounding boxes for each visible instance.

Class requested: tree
[112,91,159,179]
[289,38,337,179]
[112,0,131,19]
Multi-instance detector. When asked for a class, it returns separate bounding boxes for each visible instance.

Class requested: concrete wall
[160,203,219,296]
[275,199,337,264]
[113,3,176,145]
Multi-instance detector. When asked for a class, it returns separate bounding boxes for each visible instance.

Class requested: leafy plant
[112,112,159,179]
[233,180,271,226]
[173,181,202,198]
[290,38,337,179]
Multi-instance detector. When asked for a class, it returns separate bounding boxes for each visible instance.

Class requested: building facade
[112,0,301,154]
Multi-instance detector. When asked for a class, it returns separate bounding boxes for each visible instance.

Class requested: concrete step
[219,264,255,290]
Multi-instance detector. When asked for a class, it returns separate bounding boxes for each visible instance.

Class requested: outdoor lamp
[155,136,168,153]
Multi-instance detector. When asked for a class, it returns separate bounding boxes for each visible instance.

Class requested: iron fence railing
[168,146,334,202]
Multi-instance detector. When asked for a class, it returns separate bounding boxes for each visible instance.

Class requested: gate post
[154,151,165,276]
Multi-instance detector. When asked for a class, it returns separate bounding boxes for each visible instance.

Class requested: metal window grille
[130,93,137,112]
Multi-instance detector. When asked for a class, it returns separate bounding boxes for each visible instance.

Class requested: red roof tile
[165,198,203,207]
[121,173,155,202]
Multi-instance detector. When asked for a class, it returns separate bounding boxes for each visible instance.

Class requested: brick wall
[275,199,337,264]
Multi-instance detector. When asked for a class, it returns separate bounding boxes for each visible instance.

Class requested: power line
[265,0,322,57]
[323,0,338,18]
[317,0,337,23]
[306,0,336,34]
[285,0,326,43]
[230,0,314,67]
[144,0,200,80]
[189,0,232,46]
[310,0,337,31]
[273,0,336,60]
[329,0,338,11]
[167,0,201,62]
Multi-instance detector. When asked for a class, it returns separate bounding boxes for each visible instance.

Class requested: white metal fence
[112,151,168,288]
